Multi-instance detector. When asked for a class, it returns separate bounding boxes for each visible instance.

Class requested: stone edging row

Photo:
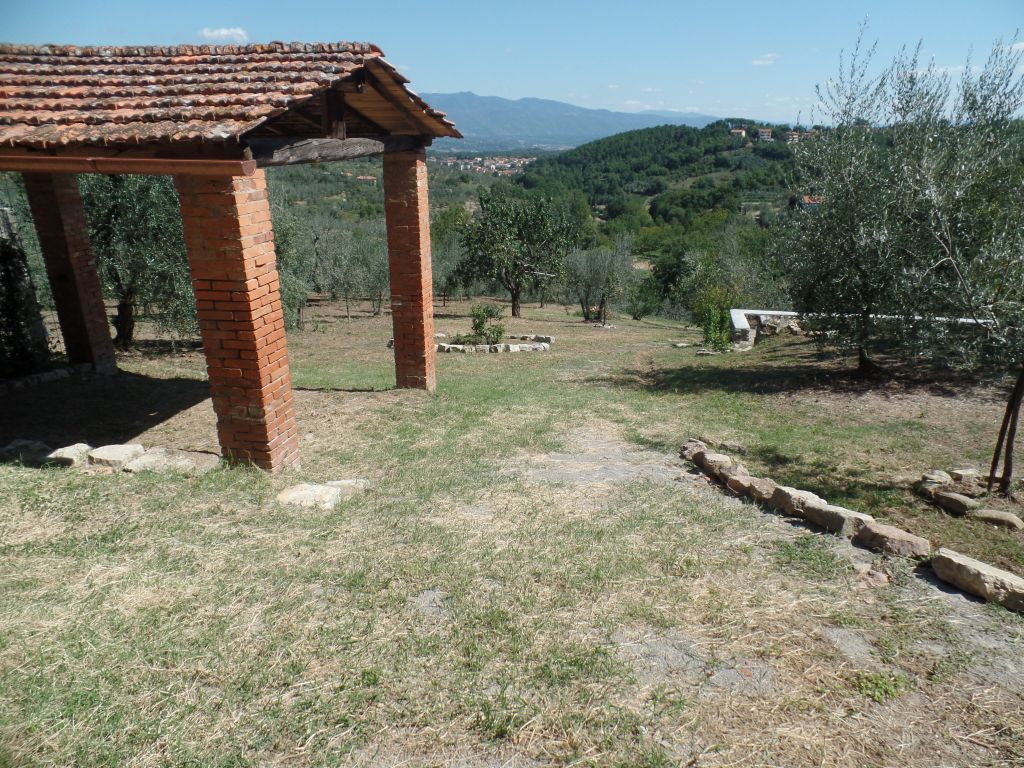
[387,334,554,354]
[0,364,90,396]
[681,438,1024,613]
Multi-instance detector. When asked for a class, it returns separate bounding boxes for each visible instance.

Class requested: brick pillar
[383,149,436,391]
[22,173,116,373]
[174,170,299,472]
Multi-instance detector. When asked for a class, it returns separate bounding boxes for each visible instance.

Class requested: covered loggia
[0,41,461,471]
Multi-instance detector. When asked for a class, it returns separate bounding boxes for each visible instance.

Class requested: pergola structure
[0,41,461,471]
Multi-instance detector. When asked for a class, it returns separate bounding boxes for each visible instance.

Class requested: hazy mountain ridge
[422,91,718,152]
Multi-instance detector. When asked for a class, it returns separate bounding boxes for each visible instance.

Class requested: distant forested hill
[422,92,718,152]
[517,121,796,227]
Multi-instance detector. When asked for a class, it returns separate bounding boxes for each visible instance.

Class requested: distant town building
[798,195,823,211]
[757,128,773,141]
[730,128,747,139]
[784,130,800,144]
[429,155,535,176]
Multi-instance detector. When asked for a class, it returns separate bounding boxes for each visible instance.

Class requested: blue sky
[6,1,1021,122]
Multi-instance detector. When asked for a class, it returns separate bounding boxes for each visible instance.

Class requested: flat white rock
[88,444,145,468]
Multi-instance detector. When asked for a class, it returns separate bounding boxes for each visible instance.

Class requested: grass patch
[2,299,1022,766]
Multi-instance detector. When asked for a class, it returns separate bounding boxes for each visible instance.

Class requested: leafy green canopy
[80,174,195,341]
[458,185,591,316]
[776,36,1024,369]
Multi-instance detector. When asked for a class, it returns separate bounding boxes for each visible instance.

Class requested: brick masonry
[174,169,299,472]
[22,172,116,373]
[383,149,436,391]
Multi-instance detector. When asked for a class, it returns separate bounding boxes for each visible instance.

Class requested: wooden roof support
[247,136,428,166]
[0,155,257,177]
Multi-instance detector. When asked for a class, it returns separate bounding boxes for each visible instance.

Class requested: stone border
[387,334,553,354]
[1,439,220,475]
[681,438,1024,612]
[0,363,94,396]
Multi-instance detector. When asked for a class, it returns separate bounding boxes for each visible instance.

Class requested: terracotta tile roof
[0,41,458,149]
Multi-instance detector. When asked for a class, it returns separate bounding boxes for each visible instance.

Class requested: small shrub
[692,285,735,352]
[452,303,505,345]
[848,670,911,703]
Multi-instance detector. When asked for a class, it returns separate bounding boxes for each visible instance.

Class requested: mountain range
[421,92,718,152]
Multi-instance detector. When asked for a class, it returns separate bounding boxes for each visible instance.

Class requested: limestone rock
[698,452,734,478]
[933,490,981,516]
[802,501,873,537]
[853,521,931,558]
[45,443,92,468]
[672,342,689,348]
[768,486,826,517]
[508,344,521,352]
[725,474,754,496]
[277,483,344,510]
[931,548,1024,612]
[695,348,718,356]
[680,438,708,461]
[748,477,778,504]
[951,468,980,483]
[88,443,145,469]
[325,479,371,499]
[123,447,219,475]
[970,508,1024,530]
[922,469,952,485]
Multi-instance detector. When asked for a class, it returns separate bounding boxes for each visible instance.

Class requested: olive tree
[80,174,194,346]
[459,186,584,317]
[776,34,1024,490]
[564,236,635,324]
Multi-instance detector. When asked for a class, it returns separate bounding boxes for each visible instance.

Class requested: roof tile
[0,41,458,149]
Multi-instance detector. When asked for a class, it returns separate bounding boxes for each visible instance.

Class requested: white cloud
[752,53,779,66]
[641,86,661,93]
[607,84,621,90]
[1008,42,1024,52]
[199,27,249,44]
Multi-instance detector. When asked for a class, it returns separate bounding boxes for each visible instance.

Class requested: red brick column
[174,170,299,472]
[383,149,436,391]
[22,173,116,373]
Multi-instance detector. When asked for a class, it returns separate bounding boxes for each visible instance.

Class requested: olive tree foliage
[431,205,470,306]
[80,174,195,347]
[0,209,48,376]
[459,185,587,317]
[563,235,635,324]
[775,34,1024,490]
[270,203,390,325]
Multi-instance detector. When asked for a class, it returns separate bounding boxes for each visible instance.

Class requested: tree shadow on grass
[0,370,211,453]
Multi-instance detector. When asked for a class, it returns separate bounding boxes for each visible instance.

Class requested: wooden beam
[247,136,428,166]
[361,69,439,135]
[336,96,389,136]
[0,155,256,177]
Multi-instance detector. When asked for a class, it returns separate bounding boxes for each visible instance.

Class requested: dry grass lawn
[1,299,1022,767]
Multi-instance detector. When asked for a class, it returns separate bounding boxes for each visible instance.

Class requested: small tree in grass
[459,186,585,317]
[564,236,635,325]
